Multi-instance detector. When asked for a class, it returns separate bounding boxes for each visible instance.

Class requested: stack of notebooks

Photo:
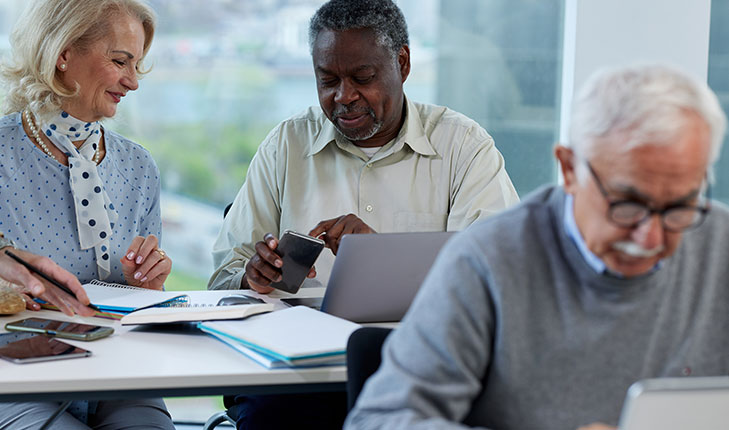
[199,306,361,369]
[39,280,274,324]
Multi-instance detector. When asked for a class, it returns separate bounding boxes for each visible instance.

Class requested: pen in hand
[4,249,101,312]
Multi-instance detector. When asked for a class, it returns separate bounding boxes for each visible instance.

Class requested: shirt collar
[564,194,608,274]
[307,96,438,158]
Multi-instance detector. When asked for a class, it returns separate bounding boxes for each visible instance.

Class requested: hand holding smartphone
[268,230,325,294]
[5,317,114,341]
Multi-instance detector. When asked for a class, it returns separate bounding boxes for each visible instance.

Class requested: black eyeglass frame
[585,161,711,232]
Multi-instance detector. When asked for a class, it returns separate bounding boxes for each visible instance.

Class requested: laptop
[283,231,454,323]
[618,376,729,430]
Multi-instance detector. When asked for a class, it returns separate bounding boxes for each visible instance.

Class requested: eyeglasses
[585,161,710,232]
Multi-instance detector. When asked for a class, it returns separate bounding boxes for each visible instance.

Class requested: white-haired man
[346,64,729,430]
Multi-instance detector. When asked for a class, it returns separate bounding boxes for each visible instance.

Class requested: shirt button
[365,205,373,212]
[366,163,372,168]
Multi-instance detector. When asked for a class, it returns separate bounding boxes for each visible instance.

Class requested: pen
[4,249,101,312]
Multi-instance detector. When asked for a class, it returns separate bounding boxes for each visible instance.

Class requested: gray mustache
[332,106,375,120]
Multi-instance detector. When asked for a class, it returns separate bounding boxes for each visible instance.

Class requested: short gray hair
[568,64,727,179]
[1,0,156,118]
[308,0,409,59]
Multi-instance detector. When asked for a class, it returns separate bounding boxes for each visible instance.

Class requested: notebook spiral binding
[89,279,147,290]
[88,280,220,308]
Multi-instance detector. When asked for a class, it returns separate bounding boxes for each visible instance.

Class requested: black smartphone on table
[269,230,325,294]
[0,332,91,364]
[5,317,114,341]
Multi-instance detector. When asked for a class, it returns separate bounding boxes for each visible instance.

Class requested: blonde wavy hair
[0,0,156,118]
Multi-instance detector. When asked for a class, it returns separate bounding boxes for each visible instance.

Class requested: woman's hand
[0,247,95,316]
[120,235,172,290]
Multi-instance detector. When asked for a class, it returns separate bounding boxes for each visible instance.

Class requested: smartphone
[5,317,114,341]
[0,332,91,364]
[269,230,325,294]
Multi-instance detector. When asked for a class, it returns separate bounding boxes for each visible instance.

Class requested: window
[435,0,563,194]
[0,0,564,290]
[708,0,729,204]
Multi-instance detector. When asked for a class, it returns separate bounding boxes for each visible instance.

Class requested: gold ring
[156,249,166,259]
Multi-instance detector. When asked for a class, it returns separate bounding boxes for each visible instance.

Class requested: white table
[0,288,347,401]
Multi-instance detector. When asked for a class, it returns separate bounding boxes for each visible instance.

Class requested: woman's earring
[59,64,67,71]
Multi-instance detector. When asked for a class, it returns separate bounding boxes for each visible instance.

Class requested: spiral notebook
[78,281,273,324]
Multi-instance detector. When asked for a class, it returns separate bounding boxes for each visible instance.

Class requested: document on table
[198,306,361,366]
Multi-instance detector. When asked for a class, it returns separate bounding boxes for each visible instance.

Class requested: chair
[223,202,233,219]
[346,327,393,410]
[202,410,235,430]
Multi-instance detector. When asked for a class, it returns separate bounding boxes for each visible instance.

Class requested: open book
[198,306,360,367]
[120,302,273,325]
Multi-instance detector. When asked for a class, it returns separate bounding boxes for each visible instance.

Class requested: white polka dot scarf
[40,111,118,280]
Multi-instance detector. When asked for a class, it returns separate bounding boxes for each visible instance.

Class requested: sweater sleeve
[345,232,495,430]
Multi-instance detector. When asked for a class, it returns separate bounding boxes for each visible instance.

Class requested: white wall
[559,0,713,143]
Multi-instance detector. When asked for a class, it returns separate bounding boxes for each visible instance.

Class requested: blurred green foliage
[164,267,209,292]
[127,121,274,207]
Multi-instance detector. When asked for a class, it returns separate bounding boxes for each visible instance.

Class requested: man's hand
[308,214,376,255]
[244,233,317,294]
[0,247,95,317]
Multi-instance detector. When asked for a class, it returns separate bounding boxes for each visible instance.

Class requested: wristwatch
[0,232,16,250]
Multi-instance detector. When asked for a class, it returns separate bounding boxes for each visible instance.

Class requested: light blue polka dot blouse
[0,112,161,283]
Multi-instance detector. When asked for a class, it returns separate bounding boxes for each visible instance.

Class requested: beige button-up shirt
[208,98,519,290]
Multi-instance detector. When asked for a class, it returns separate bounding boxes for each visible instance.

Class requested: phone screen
[269,231,325,293]
[0,332,91,364]
[5,318,114,341]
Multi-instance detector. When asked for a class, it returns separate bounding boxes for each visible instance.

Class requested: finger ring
[156,249,166,259]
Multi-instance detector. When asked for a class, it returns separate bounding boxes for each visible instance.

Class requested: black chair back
[346,327,392,410]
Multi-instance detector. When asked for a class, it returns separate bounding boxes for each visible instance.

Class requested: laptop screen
[320,231,455,323]
[619,376,729,430]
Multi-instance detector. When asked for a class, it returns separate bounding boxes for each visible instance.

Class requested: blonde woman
[0,0,173,428]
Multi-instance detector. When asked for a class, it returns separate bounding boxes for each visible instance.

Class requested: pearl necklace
[23,109,101,164]
[24,109,57,162]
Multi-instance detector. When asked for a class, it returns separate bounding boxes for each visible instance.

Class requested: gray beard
[335,119,384,141]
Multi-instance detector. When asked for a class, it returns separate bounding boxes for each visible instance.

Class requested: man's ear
[555,145,579,195]
[398,45,410,83]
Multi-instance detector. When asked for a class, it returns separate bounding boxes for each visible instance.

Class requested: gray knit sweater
[346,186,729,430]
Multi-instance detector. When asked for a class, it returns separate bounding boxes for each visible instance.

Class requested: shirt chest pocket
[393,211,447,232]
